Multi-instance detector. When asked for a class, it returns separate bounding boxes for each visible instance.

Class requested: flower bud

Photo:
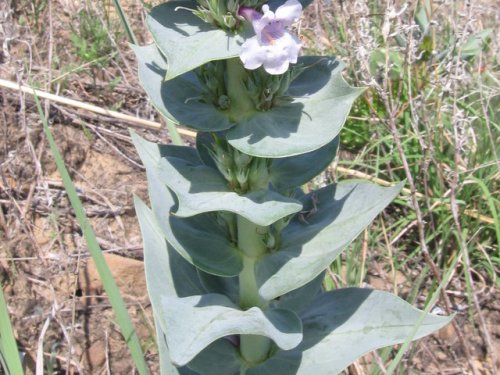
[233,149,253,169]
[264,230,276,249]
[248,158,270,190]
[208,142,234,182]
[235,168,249,191]
[227,0,238,13]
[223,14,237,29]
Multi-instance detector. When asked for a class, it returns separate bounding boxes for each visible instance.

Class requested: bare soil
[0,0,498,374]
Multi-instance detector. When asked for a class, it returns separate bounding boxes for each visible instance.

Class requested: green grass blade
[385,252,459,374]
[468,177,500,246]
[34,96,150,375]
[0,283,24,375]
[112,0,138,45]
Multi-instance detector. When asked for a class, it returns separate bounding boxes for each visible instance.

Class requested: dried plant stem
[378,89,479,375]
[450,59,498,375]
[359,229,368,287]
[0,78,196,137]
[335,166,494,225]
[450,187,498,374]
[445,1,498,370]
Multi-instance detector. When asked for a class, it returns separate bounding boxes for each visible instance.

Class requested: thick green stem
[239,256,265,309]
[238,216,267,308]
[237,216,272,365]
[226,58,254,119]
[240,335,272,368]
[237,216,267,258]
[228,60,271,365]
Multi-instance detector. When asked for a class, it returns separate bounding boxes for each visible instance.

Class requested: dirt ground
[0,0,498,374]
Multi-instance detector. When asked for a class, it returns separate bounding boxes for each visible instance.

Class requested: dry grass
[0,0,498,374]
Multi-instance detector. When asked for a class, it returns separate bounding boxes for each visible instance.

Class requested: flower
[239,0,302,75]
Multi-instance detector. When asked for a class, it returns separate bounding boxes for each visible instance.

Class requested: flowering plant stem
[130,1,453,373]
[238,216,271,364]
[227,58,255,119]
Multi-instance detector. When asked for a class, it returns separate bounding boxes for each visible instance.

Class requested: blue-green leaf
[132,44,234,132]
[147,1,250,80]
[256,181,403,300]
[132,131,302,226]
[132,132,242,277]
[298,288,451,374]
[148,170,243,276]
[187,339,241,375]
[196,132,340,192]
[270,137,339,191]
[274,272,325,315]
[160,294,303,366]
[135,198,302,374]
[133,48,362,158]
[248,289,452,375]
[147,0,314,80]
[135,196,205,298]
[197,271,240,305]
[136,197,204,374]
[156,155,302,223]
[155,316,199,375]
[226,57,362,157]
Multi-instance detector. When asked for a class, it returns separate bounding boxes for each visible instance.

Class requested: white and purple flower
[239,0,302,75]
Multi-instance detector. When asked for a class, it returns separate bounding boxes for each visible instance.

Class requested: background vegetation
[0,0,497,373]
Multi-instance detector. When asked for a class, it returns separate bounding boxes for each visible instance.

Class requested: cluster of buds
[193,0,240,30]
[208,134,271,193]
[193,0,269,30]
[196,60,305,112]
[196,61,230,110]
[245,64,304,110]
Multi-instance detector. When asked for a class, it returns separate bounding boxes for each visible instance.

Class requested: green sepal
[195,131,222,169]
[147,1,251,80]
[247,288,452,375]
[256,181,403,300]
